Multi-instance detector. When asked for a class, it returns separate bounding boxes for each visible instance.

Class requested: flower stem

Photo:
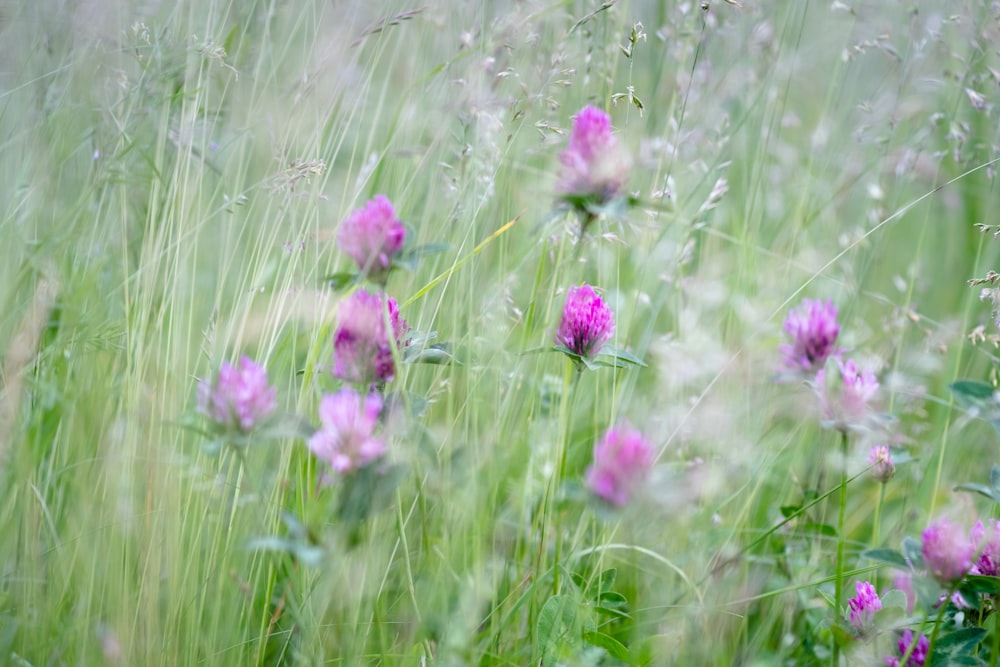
[552,358,576,595]
[872,482,886,549]
[832,430,850,666]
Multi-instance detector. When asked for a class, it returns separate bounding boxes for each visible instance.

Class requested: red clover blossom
[197,356,276,432]
[847,580,881,632]
[884,630,929,667]
[555,284,614,361]
[332,289,409,385]
[868,445,895,483]
[338,195,406,279]
[307,388,385,474]
[585,423,655,507]
[779,299,840,376]
[556,105,628,205]
[922,517,974,584]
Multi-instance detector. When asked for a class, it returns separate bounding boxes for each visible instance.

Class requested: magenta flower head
[197,356,277,432]
[585,423,655,507]
[555,284,615,362]
[868,445,895,483]
[971,519,1000,576]
[556,105,628,205]
[332,289,409,385]
[922,517,975,584]
[338,195,406,280]
[816,358,880,433]
[308,388,385,474]
[884,630,929,667]
[779,299,840,376]
[847,580,882,632]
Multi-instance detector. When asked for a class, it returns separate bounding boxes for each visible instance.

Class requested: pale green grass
[1,0,999,665]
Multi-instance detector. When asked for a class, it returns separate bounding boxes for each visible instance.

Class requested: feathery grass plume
[332,289,409,385]
[307,388,385,474]
[847,580,881,632]
[585,423,654,507]
[555,284,614,363]
[885,630,929,667]
[921,517,974,584]
[868,444,895,483]
[338,194,406,284]
[778,298,840,377]
[197,356,277,432]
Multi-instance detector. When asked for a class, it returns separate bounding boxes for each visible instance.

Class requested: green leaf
[535,595,579,665]
[990,464,1000,495]
[780,505,802,519]
[800,522,837,537]
[597,345,647,368]
[582,630,631,663]
[950,380,995,403]
[323,272,357,290]
[598,591,628,606]
[932,626,987,656]
[879,588,908,611]
[596,568,618,594]
[861,548,910,569]
[954,482,1000,504]
[962,575,1000,596]
[902,536,924,570]
[404,342,459,365]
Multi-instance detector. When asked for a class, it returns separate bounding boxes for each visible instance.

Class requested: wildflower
[585,423,655,507]
[816,359,880,432]
[197,356,276,432]
[555,284,615,362]
[779,299,840,376]
[556,105,628,206]
[922,517,974,584]
[868,445,895,483]
[971,519,1000,576]
[893,572,916,614]
[884,630,929,667]
[308,388,385,474]
[338,195,406,280]
[332,289,409,385]
[847,581,882,632]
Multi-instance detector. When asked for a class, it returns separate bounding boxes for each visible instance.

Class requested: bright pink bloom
[308,388,385,473]
[847,581,882,631]
[555,284,614,360]
[922,517,974,584]
[971,519,1000,576]
[556,105,627,202]
[338,195,406,276]
[884,630,929,667]
[868,445,895,483]
[333,289,409,384]
[779,299,840,375]
[197,356,276,432]
[585,424,655,506]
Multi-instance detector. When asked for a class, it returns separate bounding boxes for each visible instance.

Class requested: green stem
[991,603,999,667]
[552,359,576,595]
[832,430,850,666]
[872,482,886,549]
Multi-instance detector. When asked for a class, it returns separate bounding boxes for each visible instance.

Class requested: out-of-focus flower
[778,299,840,376]
[884,630,929,667]
[585,423,655,507]
[308,388,385,474]
[816,359,880,433]
[868,445,895,483]
[198,356,276,432]
[922,517,974,584]
[333,289,409,385]
[893,572,916,614]
[338,195,406,280]
[556,105,628,207]
[847,581,882,632]
[555,284,614,362]
[971,519,1000,576]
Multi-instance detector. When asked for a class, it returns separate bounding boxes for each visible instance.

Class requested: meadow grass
[1,0,1000,664]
